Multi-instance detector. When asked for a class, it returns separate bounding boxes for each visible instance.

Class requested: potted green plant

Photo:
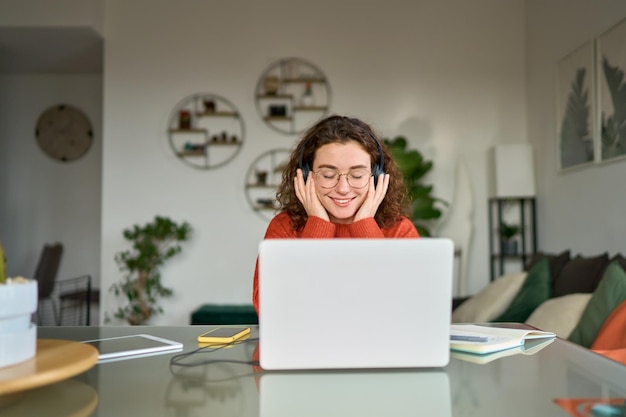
[500,222,520,255]
[0,241,38,368]
[383,136,447,236]
[109,216,192,325]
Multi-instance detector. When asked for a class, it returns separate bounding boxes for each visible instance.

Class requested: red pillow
[590,299,626,350]
[591,348,626,365]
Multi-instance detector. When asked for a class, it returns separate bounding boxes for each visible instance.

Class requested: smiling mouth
[331,197,355,205]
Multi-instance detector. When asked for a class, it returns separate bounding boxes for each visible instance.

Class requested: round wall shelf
[244,148,291,220]
[255,57,331,135]
[168,93,245,170]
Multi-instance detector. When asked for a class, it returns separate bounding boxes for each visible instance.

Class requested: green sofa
[452,250,626,348]
[191,304,258,325]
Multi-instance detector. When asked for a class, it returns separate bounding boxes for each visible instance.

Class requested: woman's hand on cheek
[294,169,329,221]
[354,173,390,222]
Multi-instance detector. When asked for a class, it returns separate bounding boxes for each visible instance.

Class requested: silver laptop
[258,238,454,370]
[260,370,451,417]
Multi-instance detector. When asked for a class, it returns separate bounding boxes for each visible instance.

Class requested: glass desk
[1,325,625,417]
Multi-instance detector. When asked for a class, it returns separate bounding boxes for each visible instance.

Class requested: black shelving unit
[488,197,537,281]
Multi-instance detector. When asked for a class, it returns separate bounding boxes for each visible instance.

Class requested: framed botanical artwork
[556,40,596,171]
[597,17,626,163]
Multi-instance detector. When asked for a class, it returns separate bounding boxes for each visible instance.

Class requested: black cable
[168,337,261,382]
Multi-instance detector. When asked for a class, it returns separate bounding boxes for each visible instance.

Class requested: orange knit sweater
[252,212,419,313]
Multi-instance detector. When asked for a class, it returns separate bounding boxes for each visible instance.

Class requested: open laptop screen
[258,238,454,370]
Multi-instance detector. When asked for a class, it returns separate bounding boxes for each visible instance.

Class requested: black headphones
[298,132,386,187]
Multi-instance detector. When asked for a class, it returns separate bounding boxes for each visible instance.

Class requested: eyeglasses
[313,168,372,189]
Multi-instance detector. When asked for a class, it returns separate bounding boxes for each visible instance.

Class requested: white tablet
[82,334,183,363]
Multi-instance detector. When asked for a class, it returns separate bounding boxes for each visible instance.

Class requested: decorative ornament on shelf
[108,216,192,325]
[202,99,215,113]
[178,110,192,130]
[255,170,268,185]
[300,82,314,107]
[263,75,280,95]
[500,221,520,255]
[0,240,38,368]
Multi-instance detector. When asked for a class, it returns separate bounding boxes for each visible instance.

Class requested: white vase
[0,279,38,368]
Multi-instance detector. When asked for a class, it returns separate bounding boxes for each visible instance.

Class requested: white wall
[0,74,102,287]
[100,0,526,324]
[0,0,104,35]
[526,1,626,257]
[3,0,624,327]
[0,0,530,326]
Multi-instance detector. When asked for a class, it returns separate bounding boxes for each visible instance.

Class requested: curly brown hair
[276,115,411,230]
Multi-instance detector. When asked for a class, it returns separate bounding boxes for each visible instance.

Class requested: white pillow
[451,271,527,323]
[525,293,593,338]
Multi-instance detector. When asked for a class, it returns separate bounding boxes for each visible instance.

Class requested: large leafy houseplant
[110,216,192,325]
[383,136,447,236]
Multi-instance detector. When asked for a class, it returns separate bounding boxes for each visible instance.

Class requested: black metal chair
[35,242,63,326]
[58,275,96,326]
[33,242,96,326]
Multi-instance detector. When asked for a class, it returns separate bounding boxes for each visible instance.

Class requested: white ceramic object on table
[0,279,38,368]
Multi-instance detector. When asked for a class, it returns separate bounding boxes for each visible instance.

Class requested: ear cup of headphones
[372,163,384,187]
[298,147,311,184]
[301,162,311,184]
[370,133,386,188]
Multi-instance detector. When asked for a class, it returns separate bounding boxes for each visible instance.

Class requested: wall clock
[35,104,93,162]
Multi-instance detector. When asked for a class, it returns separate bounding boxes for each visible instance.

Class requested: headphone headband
[369,133,385,175]
[298,132,385,186]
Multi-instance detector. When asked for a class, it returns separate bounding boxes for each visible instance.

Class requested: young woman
[252,115,418,313]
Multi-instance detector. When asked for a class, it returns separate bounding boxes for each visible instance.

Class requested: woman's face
[312,142,372,224]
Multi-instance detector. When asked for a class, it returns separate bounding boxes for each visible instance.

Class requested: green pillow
[568,262,626,348]
[492,257,551,323]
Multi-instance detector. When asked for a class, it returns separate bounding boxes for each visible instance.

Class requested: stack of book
[450,324,556,364]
